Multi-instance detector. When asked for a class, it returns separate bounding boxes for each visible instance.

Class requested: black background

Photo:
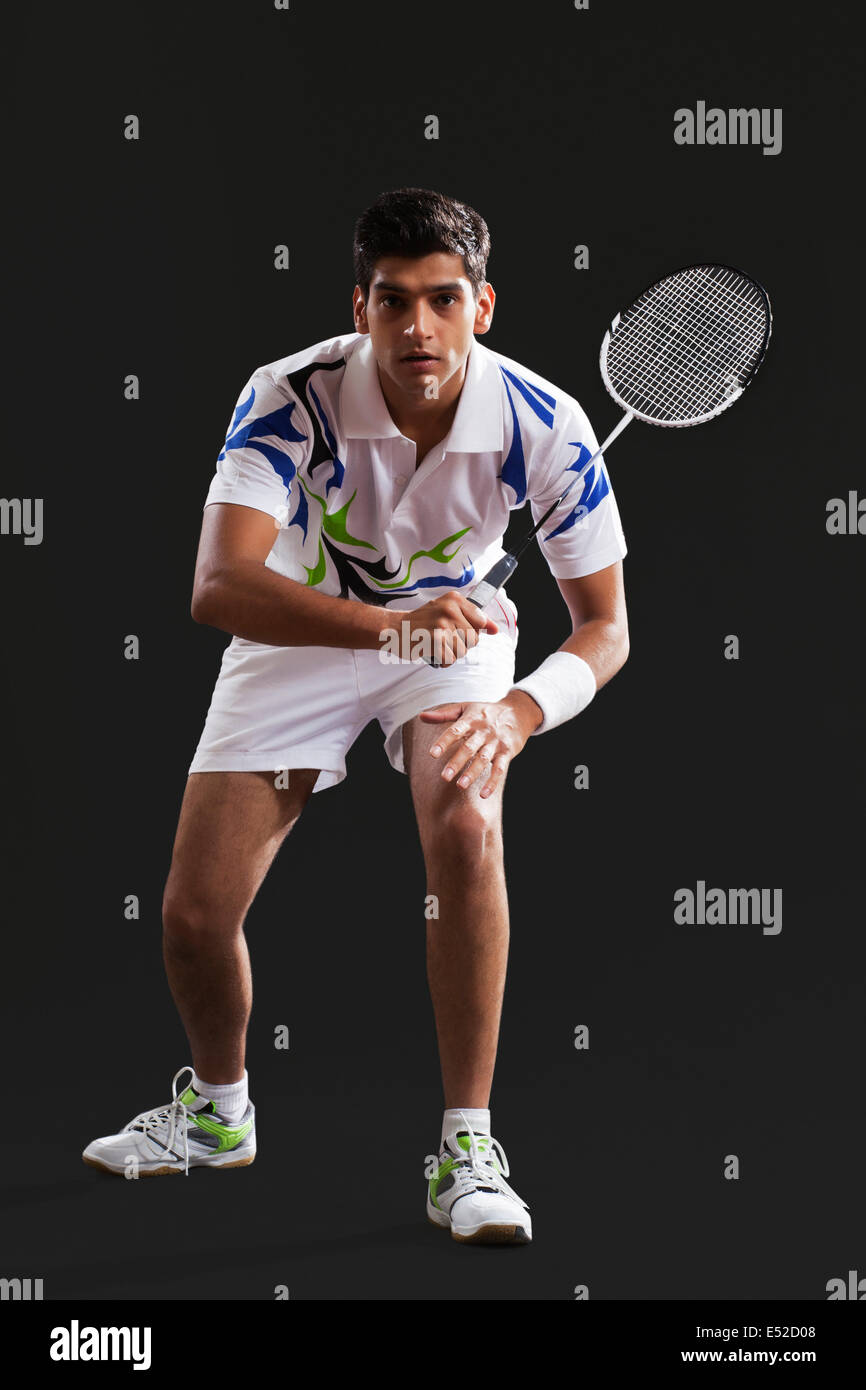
[1,0,863,1302]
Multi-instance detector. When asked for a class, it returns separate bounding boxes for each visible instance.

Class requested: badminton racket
[465,262,772,613]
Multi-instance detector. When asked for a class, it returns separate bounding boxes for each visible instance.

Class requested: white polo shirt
[202,330,627,611]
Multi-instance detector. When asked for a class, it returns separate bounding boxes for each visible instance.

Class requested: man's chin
[393,372,442,402]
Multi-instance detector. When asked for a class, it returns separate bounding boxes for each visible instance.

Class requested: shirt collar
[340,334,504,454]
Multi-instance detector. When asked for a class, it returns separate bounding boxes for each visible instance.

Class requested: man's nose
[403,304,433,338]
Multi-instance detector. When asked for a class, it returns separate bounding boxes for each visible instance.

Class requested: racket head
[599,263,772,428]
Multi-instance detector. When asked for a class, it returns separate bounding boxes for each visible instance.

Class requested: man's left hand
[419,692,543,797]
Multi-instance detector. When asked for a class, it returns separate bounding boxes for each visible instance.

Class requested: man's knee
[162,889,240,949]
[423,797,503,866]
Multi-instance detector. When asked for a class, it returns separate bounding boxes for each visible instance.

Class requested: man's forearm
[501,617,629,731]
[192,560,397,650]
[556,617,629,691]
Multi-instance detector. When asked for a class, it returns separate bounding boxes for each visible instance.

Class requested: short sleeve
[527,400,628,579]
[203,369,309,523]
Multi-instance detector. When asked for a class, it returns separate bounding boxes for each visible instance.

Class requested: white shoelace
[123,1065,197,1176]
[448,1111,529,1209]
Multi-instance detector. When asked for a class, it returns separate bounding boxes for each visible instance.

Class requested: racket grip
[466,553,518,610]
[425,554,519,666]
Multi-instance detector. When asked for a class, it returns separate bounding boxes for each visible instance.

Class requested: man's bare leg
[162,768,319,1084]
[402,714,509,1110]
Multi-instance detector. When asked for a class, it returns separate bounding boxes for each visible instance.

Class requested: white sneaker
[426,1112,531,1244]
[82,1066,256,1176]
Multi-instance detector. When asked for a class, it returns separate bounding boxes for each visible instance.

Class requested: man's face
[352,252,494,407]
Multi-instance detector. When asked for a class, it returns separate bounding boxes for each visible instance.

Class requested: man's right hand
[383,589,499,667]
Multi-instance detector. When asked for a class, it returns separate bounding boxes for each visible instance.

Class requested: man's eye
[378,295,457,308]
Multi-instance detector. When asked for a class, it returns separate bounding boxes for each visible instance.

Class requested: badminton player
[83,187,630,1245]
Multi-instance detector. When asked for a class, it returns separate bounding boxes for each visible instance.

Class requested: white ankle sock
[441,1106,491,1150]
[191,1069,249,1123]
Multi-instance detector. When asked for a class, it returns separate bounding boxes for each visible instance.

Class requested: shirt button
[395,474,407,486]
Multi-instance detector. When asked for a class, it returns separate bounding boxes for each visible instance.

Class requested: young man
[83,187,629,1245]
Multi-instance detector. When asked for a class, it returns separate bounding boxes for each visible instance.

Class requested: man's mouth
[401,352,440,374]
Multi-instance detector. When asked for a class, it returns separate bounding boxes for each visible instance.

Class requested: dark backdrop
[1,0,862,1301]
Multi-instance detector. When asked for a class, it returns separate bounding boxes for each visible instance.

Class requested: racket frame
[456,262,773,631]
[599,261,773,428]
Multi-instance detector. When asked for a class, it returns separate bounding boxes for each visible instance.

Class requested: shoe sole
[82,1152,255,1176]
[427,1212,531,1245]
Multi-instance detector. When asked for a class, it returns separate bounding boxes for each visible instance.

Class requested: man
[82,187,629,1245]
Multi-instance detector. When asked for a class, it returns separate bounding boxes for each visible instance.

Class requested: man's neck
[377,356,467,458]
[403,404,459,464]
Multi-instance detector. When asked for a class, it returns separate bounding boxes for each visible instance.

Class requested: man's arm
[553,562,630,686]
[190,502,396,650]
[503,561,630,732]
[420,561,630,792]
[190,502,497,655]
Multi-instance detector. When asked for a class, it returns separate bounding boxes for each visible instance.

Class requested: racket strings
[606,266,769,423]
[612,286,764,417]
[610,273,766,420]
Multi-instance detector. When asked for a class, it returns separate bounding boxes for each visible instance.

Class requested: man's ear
[473,281,495,335]
[352,286,369,334]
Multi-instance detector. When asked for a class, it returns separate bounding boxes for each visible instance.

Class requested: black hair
[353,187,490,303]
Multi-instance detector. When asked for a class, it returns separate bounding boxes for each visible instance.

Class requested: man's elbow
[191,578,220,625]
[615,622,630,672]
[595,618,629,677]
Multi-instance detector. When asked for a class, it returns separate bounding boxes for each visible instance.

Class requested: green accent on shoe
[428,1155,459,1210]
[190,1112,254,1152]
[180,1087,216,1113]
[457,1134,490,1153]
[429,1134,502,1208]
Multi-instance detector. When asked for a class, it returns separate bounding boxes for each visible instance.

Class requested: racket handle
[424,554,519,666]
[466,553,519,609]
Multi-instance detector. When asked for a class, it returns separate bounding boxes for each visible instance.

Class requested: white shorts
[187,593,519,794]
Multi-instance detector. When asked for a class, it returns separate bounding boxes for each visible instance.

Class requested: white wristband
[511,651,597,734]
